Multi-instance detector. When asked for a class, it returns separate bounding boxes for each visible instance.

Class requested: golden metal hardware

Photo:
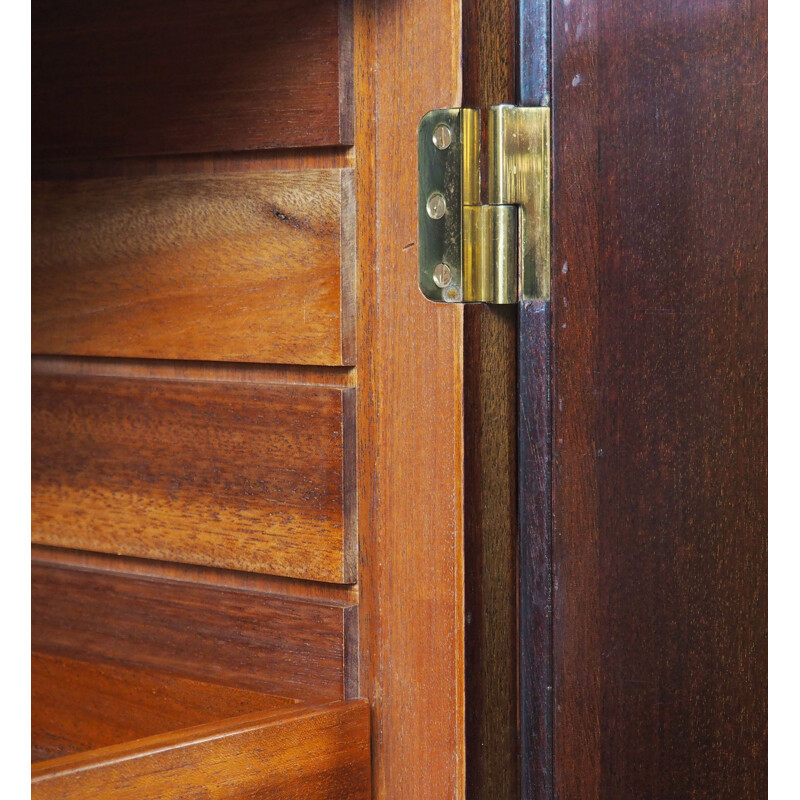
[418,105,550,304]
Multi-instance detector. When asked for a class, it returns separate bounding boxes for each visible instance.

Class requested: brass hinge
[417,105,550,304]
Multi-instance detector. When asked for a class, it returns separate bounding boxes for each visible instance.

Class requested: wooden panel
[32,700,371,800]
[356,0,465,797]
[519,0,549,107]
[461,2,519,799]
[31,372,356,582]
[32,653,295,762]
[32,170,355,366]
[517,5,553,800]
[518,301,552,800]
[548,0,767,797]
[31,560,357,700]
[32,0,353,159]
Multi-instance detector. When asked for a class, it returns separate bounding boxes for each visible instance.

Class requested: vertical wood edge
[340,168,357,365]
[343,604,360,699]
[352,0,378,790]
[339,0,355,144]
[461,1,519,799]
[364,0,465,795]
[341,386,358,583]
[517,5,553,797]
[519,0,551,106]
[518,300,553,800]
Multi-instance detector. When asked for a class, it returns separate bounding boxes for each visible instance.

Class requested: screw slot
[432,124,452,150]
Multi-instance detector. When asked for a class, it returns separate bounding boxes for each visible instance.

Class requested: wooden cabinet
[31,0,766,798]
[32,0,466,797]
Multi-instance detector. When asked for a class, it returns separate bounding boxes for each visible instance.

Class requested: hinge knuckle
[463,205,517,304]
[418,105,550,305]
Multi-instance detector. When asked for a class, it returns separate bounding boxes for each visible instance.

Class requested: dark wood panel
[462,2,519,799]
[518,301,552,800]
[32,653,295,762]
[517,4,553,800]
[548,0,767,797]
[31,372,356,583]
[519,0,550,106]
[32,170,355,366]
[32,700,371,800]
[32,0,353,159]
[31,560,356,700]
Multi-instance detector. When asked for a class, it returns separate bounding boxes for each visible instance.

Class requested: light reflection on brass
[418,105,550,303]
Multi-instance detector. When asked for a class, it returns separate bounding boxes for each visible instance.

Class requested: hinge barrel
[463,205,517,304]
[489,105,550,301]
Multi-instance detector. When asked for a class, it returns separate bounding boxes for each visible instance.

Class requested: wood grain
[519,0,550,106]
[33,544,360,606]
[517,4,553,799]
[356,0,466,797]
[548,0,767,797]
[32,700,371,800]
[31,146,353,183]
[32,354,356,390]
[32,0,354,159]
[32,170,355,365]
[32,653,296,763]
[518,301,552,800]
[32,560,357,700]
[461,2,519,799]
[32,372,356,582]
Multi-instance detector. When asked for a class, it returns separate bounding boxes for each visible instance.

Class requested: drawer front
[33,0,353,159]
[32,170,355,365]
[32,561,357,700]
[32,374,356,583]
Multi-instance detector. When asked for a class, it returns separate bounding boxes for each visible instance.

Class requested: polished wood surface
[517,4,553,799]
[32,700,371,800]
[33,0,353,159]
[30,1,472,797]
[518,301,552,800]
[461,2,519,799]
[32,560,357,700]
[32,170,355,365]
[33,543,360,606]
[546,0,768,797]
[32,372,356,582]
[355,0,466,796]
[32,653,295,762]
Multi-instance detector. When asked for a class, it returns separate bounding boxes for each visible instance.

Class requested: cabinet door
[518,1,768,799]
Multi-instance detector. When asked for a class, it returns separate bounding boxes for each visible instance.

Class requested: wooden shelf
[32,653,370,800]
